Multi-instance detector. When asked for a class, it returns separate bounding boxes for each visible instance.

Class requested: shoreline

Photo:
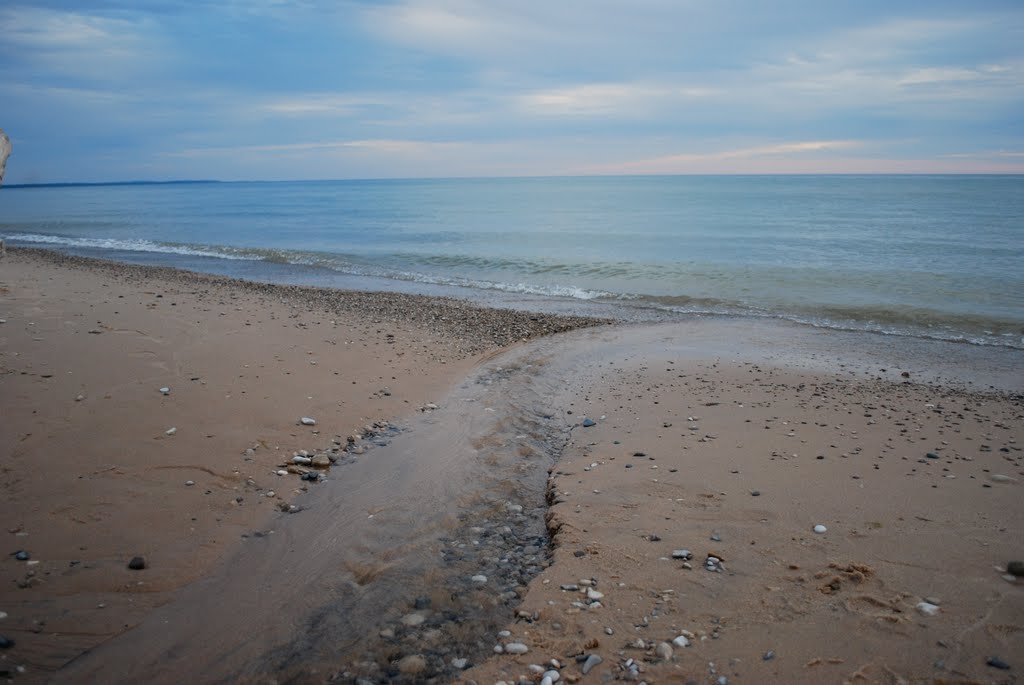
[1,248,1021,683]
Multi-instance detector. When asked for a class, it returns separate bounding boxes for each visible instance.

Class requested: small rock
[710,532,722,542]
[1007,561,1024,577]
[671,549,692,560]
[763,650,775,661]
[471,574,488,584]
[159,387,170,395]
[401,613,425,627]
[451,657,468,669]
[14,551,29,561]
[0,636,14,649]
[165,427,177,435]
[813,524,827,534]
[581,654,602,675]
[655,642,673,661]
[672,635,690,648]
[127,556,146,570]
[582,418,596,428]
[586,588,604,601]
[916,601,940,616]
[986,656,1011,670]
[396,654,426,675]
[414,596,431,610]
[300,417,317,426]
[990,474,1016,483]
[185,480,195,486]
[751,490,761,496]
[926,452,939,459]
[543,670,560,683]
[504,642,529,655]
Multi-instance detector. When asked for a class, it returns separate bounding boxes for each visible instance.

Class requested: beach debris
[582,418,596,427]
[1007,561,1024,577]
[127,556,146,570]
[987,656,1011,670]
[300,416,316,426]
[813,524,828,534]
[159,387,170,395]
[581,654,602,674]
[916,601,940,616]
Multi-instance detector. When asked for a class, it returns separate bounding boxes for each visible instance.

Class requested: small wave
[3,232,252,261]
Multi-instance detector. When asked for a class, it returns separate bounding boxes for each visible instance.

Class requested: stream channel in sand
[53,319,1022,684]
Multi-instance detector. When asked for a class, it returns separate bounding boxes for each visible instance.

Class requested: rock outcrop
[0,129,11,185]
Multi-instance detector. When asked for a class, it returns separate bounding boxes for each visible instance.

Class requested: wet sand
[1,249,1022,684]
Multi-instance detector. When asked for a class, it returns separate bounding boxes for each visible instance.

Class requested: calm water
[2,175,1022,348]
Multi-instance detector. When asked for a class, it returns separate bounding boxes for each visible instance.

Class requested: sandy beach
[1,248,1021,684]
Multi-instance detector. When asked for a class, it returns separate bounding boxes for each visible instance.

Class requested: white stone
[672,635,690,648]
[672,549,692,559]
[504,642,529,655]
[586,588,604,600]
[916,601,940,616]
[471,574,488,583]
[655,642,673,660]
[165,427,177,435]
[159,387,170,395]
[293,456,312,465]
[276,470,288,476]
[400,612,426,627]
[813,524,827,534]
[543,669,560,682]
[185,480,195,486]
[451,658,468,669]
[300,417,316,426]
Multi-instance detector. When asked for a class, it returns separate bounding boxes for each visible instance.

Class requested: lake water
[2,175,1022,348]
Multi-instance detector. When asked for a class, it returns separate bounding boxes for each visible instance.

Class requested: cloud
[0,5,162,82]
[166,138,466,158]
[581,140,864,174]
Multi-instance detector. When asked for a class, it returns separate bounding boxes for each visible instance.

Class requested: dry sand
[0,248,1021,685]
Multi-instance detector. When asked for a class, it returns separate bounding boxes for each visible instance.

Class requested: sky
[1,0,1023,182]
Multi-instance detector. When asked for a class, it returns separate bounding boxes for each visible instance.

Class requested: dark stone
[13,551,29,561]
[986,657,1010,670]
[582,419,596,427]
[763,650,775,661]
[901,371,910,378]
[649,534,661,542]
[1007,561,1024,577]
[128,556,146,570]
[0,636,14,649]
[926,452,939,459]
[414,596,432,610]
[751,490,761,496]
[573,550,586,557]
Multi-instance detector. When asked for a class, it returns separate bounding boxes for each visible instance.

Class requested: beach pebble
[504,642,529,655]
[986,656,1011,670]
[0,636,14,649]
[185,480,195,486]
[671,549,693,560]
[300,417,316,426]
[989,474,1016,483]
[276,469,288,476]
[582,418,596,427]
[543,670,560,682]
[396,654,426,675]
[1007,561,1024,577]
[14,551,29,561]
[127,556,146,570]
[763,650,775,661]
[165,427,177,435]
[655,642,673,660]
[159,387,170,395]
[813,524,827,534]
[672,635,690,648]
[916,601,940,616]
[471,574,488,583]
[292,455,312,465]
[400,613,425,627]
[586,588,604,601]
[451,657,468,669]
[581,654,602,674]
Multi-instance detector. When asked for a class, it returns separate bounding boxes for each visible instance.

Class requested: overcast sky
[1,0,1023,182]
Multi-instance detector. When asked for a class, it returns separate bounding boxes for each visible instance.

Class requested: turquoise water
[1,175,1022,348]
